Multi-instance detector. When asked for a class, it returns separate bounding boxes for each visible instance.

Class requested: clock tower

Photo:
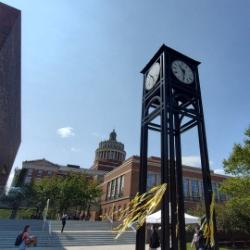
[137,45,217,250]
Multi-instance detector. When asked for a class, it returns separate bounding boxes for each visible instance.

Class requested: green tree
[31,176,62,218]
[0,187,26,219]
[220,127,250,233]
[30,173,101,219]
[223,127,250,176]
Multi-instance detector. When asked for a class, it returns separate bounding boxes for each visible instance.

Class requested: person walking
[149,225,160,250]
[61,214,67,233]
[191,225,205,250]
[18,225,37,250]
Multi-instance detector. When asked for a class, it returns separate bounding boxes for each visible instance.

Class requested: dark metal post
[167,55,178,250]
[196,71,218,250]
[161,52,170,250]
[161,112,170,250]
[136,81,148,250]
[174,115,187,250]
[136,124,148,250]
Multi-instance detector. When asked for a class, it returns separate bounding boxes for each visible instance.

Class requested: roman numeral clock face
[171,60,194,84]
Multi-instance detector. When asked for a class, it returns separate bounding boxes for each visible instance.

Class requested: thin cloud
[182,155,213,168]
[213,169,225,175]
[182,155,201,167]
[91,132,104,140]
[71,147,80,152]
[57,127,75,138]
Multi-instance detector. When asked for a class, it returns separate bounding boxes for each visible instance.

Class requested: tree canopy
[223,127,250,176]
[220,126,250,234]
[29,173,101,219]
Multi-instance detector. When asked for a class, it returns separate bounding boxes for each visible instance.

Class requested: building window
[106,182,111,200]
[24,176,32,184]
[212,182,219,200]
[116,176,121,198]
[200,181,204,198]
[27,169,33,176]
[106,175,125,201]
[219,191,227,201]
[191,179,200,199]
[147,172,157,190]
[47,171,52,176]
[156,174,161,185]
[37,170,43,176]
[183,178,190,198]
[120,175,124,196]
[111,179,116,199]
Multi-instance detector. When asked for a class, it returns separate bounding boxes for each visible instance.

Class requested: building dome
[95,130,126,163]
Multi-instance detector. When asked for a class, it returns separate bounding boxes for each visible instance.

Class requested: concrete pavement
[1,244,151,250]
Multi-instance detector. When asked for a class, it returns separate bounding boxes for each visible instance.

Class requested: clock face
[145,62,160,90]
[171,60,194,84]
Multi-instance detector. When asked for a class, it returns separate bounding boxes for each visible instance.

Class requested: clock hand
[149,73,155,81]
[179,65,186,81]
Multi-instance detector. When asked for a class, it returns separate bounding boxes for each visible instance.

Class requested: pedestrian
[149,225,160,250]
[191,225,205,250]
[18,225,37,250]
[61,214,67,233]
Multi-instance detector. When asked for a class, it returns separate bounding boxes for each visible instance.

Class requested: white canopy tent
[146,210,199,225]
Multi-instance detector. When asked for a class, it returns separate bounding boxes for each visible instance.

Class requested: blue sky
[3,0,250,185]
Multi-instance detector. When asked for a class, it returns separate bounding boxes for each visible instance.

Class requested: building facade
[13,159,106,186]
[0,3,21,189]
[13,130,229,221]
[13,130,126,186]
[99,156,228,220]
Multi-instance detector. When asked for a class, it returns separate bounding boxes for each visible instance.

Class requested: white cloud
[71,147,80,152]
[182,155,201,167]
[57,127,75,138]
[213,169,225,175]
[182,155,213,168]
[91,132,104,140]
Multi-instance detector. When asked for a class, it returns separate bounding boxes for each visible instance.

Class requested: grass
[0,208,11,218]
[0,208,36,219]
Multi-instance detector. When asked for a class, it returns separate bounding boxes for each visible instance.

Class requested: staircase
[0,219,51,248]
[0,219,136,248]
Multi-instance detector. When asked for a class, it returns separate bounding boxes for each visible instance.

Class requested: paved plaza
[3,244,149,250]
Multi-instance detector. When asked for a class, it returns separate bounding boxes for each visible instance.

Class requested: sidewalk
[2,244,150,250]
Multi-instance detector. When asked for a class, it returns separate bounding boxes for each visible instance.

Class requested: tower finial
[109,129,117,141]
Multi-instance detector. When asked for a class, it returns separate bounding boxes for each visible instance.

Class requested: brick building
[13,159,106,186]
[99,156,228,220]
[13,130,229,220]
[0,3,21,189]
[14,130,125,186]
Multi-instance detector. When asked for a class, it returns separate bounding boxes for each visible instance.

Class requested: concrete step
[0,220,136,248]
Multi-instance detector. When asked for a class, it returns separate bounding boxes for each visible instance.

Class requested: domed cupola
[95,130,126,163]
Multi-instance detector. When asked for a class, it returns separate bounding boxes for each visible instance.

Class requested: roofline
[141,44,200,74]
[0,2,21,13]
[104,155,230,178]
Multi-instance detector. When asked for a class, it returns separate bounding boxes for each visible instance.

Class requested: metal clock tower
[136,44,217,250]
